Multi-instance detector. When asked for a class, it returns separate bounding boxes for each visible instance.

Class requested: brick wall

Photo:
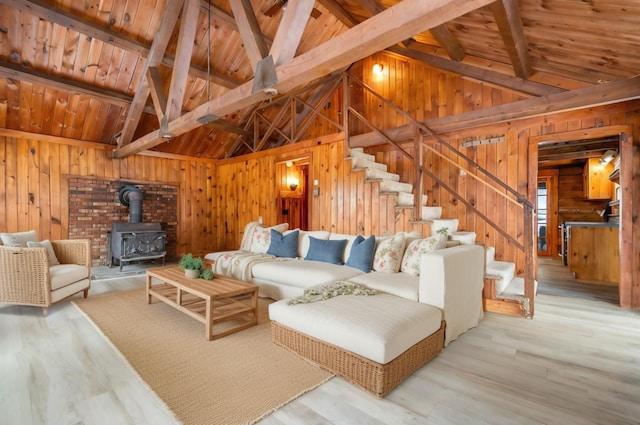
[68,179,178,266]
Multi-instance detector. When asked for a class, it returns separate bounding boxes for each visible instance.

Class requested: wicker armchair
[0,239,91,315]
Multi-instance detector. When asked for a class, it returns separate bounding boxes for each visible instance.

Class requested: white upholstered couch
[205,221,485,346]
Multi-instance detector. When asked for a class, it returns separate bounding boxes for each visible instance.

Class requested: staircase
[349,148,457,233]
[349,147,535,317]
[484,246,538,317]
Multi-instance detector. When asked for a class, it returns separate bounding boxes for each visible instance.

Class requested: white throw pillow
[27,240,60,266]
[0,230,38,247]
[400,234,447,277]
[250,223,289,254]
[372,233,406,273]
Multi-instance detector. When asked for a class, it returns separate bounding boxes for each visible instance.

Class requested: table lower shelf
[148,282,257,340]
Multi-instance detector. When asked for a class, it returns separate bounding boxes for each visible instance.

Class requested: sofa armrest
[419,244,485,346]
[0,245,50,306]
[51,239,91,271]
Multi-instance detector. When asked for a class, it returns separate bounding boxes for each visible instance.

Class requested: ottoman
[269,293,445,397]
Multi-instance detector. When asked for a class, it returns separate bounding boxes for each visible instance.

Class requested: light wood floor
[2,262,639,425]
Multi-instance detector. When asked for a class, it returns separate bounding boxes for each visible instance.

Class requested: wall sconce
[599,149,616,165]
[372,63,384,75]
[287,177,299,191]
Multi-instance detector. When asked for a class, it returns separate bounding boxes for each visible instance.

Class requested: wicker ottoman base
[271,320,445,398]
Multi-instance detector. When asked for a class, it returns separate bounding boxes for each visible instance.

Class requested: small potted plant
[179,253,203,278]
[200,268,214,280]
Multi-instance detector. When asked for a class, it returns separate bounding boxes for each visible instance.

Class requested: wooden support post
[343,74,350,154]
[414,127,424,221]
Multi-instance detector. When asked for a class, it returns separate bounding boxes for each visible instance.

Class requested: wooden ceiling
[1,0,639,160]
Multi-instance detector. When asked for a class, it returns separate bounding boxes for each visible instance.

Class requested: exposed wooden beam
[230,0,269,70]
[386,43,562,97]
[357,0,384,14]
[199,0,237,29]
[0,60,132,109]
[269,0,315,66]
[354,0,425,49]
[204,119,252,138]
[147,67,169,124]
[167,0,201,121]
[429,24,464,61]
[118,0,184,147]
[490,0,532,78]
[3,0,149,55]
[114,0,496,158]
[0,127,116,148]
[4,0,241,90]
[316,0,359,27]
[349,75,640,147]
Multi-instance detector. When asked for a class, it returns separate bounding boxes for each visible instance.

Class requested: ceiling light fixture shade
[196,113,219,125]
[599,149,617,165]
[372,63,384,75]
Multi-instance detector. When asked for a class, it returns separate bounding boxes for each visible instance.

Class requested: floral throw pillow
[400,234,447,277]
[250,223,289,254]
[372,233,406,273]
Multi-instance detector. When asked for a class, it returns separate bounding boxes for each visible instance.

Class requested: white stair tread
[500,277,538,299]
[485,246,496,265]
[430,218,459,235]
[485,260,515,294]
[421,206,442,220]
[364,168,400,181]
[350,156,387,171]
[397,192,428,206]
[379,180,413,193]
[349,148,375,162]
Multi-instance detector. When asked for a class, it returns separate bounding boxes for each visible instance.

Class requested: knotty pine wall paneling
[359,53,639,285]
[212,133,431,251]
[0,136,216,263]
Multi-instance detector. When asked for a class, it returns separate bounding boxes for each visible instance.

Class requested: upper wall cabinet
[583,158,614,200]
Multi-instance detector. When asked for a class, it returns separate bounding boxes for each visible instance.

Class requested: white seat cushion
[251,259,363,289]
[269,294,442,364]
[347,271,419,301]
[50,264,89,290]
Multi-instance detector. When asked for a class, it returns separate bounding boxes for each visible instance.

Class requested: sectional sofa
[205,221,485,396]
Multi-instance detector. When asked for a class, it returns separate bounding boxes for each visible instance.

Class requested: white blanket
[215,251,288,282]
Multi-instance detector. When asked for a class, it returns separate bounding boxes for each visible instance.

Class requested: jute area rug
[73,287,333,425]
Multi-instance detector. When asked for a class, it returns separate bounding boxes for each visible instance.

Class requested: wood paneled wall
[0,136,215,258]
[211,133,432,251]
[353,53,640,294]
[1,52,639,308]
[557,165,610,224]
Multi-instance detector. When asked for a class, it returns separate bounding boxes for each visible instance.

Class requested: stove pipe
[119,185,143,223]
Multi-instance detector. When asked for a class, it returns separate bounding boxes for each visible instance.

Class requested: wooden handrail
[348,74,535,210]
[343,72,537,316]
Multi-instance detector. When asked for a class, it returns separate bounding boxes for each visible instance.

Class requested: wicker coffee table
[146,266,258,340]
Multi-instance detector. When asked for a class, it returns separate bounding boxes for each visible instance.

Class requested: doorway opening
[276,157,310,230]
[536,170,558,258]
[533,128,625,305]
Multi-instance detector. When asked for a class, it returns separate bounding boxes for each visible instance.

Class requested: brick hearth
[68,178,178,266]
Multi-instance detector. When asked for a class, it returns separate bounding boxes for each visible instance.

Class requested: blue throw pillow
[345,235,376,272]
[304,236,347,265]
[267,229,299,258]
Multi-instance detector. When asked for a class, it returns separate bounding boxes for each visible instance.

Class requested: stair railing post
[343,74,350,151]
[523,205,535,317]
[414,126,424,222]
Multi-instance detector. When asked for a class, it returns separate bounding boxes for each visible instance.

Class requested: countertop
[564,221,619,228]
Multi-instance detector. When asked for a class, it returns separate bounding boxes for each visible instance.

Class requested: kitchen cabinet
[567,223,619,284]
[583,158,614,200]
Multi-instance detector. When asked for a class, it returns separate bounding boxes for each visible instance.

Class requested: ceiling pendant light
[197,0,218,125]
